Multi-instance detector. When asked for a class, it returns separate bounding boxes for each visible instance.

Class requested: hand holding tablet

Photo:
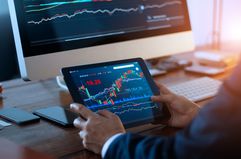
[62,58,170,128]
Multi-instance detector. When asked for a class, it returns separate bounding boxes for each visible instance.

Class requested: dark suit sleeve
[105,61,241,159]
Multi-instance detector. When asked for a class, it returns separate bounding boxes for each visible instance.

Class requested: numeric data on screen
[70,62,160,123]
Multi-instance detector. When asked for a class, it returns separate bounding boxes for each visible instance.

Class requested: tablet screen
[68,61,161,125]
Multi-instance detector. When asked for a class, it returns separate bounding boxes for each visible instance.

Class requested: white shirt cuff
[101,133,124,158]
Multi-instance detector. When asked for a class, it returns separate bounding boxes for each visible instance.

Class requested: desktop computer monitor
[8,0,194,81]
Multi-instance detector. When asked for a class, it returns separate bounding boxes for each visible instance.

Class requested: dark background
[0,0,19,82]
[17,0,190,57]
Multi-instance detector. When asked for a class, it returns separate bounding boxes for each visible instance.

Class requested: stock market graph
[70,62,159,124]
[22,0,186,50]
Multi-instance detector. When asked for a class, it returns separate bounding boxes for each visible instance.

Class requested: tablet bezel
[62,58,170,128]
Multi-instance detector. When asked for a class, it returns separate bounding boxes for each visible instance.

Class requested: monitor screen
[15,0,191,57]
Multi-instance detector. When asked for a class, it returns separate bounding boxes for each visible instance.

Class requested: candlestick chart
[79,69,158,115]
[70,63,159,118]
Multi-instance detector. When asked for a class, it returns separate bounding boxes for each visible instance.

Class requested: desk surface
[0,53,232,159]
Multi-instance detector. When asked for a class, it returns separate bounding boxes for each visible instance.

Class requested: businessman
[70,59,241,159]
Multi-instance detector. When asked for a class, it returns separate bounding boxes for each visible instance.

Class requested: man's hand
[152,82,200,128]
[70,103,126,154]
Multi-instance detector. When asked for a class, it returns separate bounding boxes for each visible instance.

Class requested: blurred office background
[188,0,241,48]
[1,0,241,82]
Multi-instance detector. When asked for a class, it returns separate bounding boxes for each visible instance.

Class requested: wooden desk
[0,138,55,159]
[0,53,233,159]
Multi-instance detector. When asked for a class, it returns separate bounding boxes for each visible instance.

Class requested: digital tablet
[62,58,170,128]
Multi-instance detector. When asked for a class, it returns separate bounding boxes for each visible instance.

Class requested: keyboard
[167,77,222,102]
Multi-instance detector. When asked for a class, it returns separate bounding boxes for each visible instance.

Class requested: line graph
[27,1,182,25]
[113,102,159,115]
[79,69,145,107]
[69,62,162,124]
[21,0,188,58]
[76,65,158,116]
[27,7,140,24]
[25,0,112,13]
[88,95,153,108]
